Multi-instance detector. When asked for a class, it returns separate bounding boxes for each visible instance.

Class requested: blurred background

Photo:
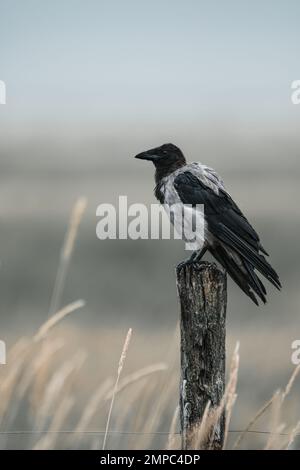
[0,0,300,449]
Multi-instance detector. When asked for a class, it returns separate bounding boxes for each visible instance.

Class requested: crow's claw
[176,258,196,272]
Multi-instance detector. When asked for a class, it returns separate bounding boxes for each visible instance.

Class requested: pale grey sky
[1,0,300,137]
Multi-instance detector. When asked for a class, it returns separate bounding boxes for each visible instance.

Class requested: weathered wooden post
[176,261,227,450]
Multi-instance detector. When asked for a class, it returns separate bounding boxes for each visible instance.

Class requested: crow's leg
[177,244,209,272]
[177,251,198,271]
[193,245,208,263]
[187,251,198,263]
[177,248,207,270]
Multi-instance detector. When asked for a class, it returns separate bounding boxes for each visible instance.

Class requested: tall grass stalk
[48,197,87,316]
[35,299,85,342]
[102,328,132,450]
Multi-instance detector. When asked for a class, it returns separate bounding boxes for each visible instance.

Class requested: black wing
[174,171,281,304]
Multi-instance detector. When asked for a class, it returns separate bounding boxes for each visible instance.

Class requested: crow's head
[135,143,186,177]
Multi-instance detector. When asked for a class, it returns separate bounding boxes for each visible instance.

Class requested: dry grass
[1,318,299,450]
[0,310,172,449]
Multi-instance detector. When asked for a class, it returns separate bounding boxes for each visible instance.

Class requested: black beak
[134,151,160,162]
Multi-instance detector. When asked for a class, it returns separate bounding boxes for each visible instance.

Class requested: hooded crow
[135,143,281,305]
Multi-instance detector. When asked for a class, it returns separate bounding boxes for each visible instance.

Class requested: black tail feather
[243,260,267,304]
[210,243,260,305]
[209,233,281,305]
[259,243,269,257]
[212,223,281,291]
